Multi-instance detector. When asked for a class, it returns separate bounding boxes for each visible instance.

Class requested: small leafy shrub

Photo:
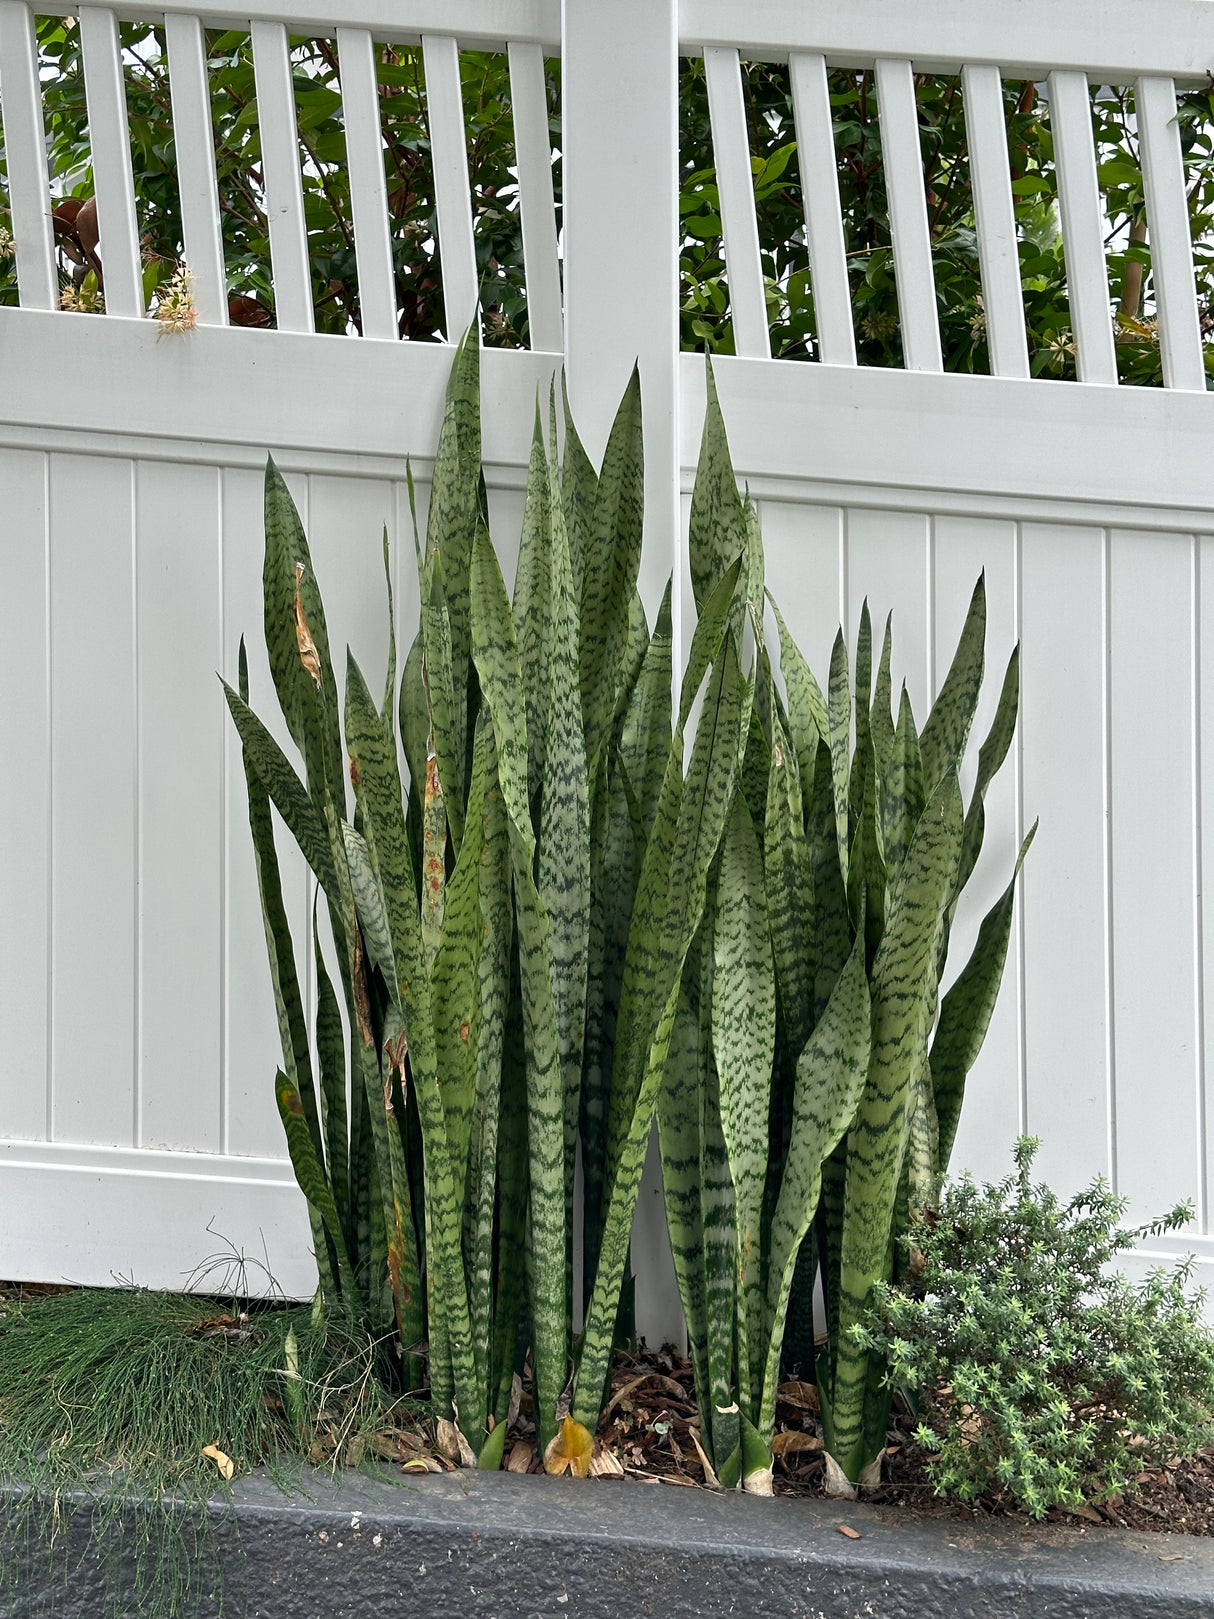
[857,1139,1214,1517]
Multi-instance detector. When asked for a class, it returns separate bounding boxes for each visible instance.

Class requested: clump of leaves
[856,1139,1214,1518]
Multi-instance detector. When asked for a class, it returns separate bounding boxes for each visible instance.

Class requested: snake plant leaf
[381,528,396,731]
[883,686,926,877]
[511,825,568,1459]
[431,715,490,1193]
[827,630,851,887]
[513,402,554,813]
[560,373,596,608]
[739,703,771,837]
[769,593,828,776]
[849,601,873,844]
[957,645,1021,899]
[612,591,651,739]
[490,955,530,1424]
[579,366,644,779]
[262,457,343,802]
[831,769,964,1480]
[808,738,852,1022]
[933,820,1037,1167]
[906,1048,940,1214]
[576,641,746,1435]
[619,580,673,839]
[418,551,465,852]
[657,952,711,1451]
[846,734,887,968]
[222,681,335,893]
[760,935,870,1443]
[424,326,480,791]
[701,990,741,1488]
[540,447,591,1308]
[870,612,895,789]
[420,749,447,973]
[919,573,986,798]
[689,355,747,614]
[470,521,533,859]
[311,906,350,1244]
[275,1069,354,1295]
[713,792,776,1419]
[679,555,745,729]
[340,822,394,992]
[399,629,429,815]
[468,718,512,1380]
[765,710,816,1060]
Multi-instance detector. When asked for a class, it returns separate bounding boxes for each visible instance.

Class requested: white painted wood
[336,27,398,343]
[135,460,223,1153]
[788,52,855,366]
[251,20,314,335]
[164,14,228,327]
[844,507,931,721]
[1201,534,1214,1234]
[563,0,683,685]
[0,449,50,1141]
[680,0,1214,83]
[48,453,137,1146]
[507,41,563,353]
[123,0,561,51]
[422,34,480,341]
[1019,520,1111,1198]
[0,1139,315,1296]
[874,58,943,373]
[962,64,1030,380]
[77,6,143,319]
[1048,70,1118,386]
[1109,528,1201,1223]
[0,1,57,310]
[221,463,311,1161]
[1136,75,1206,393]
[703,46,770,360]
[758,500,845,679]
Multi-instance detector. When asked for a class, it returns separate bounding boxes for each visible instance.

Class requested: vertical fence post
[562,0,684,1347]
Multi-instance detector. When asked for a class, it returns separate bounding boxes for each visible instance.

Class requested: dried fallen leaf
[507,1441,535,1474]
[587,1444,626,1478]
[777,1380,820,1412]
[201,1445,235,1481]
[401,1456,443,1474]
[435,1417,476,1468]
[838,1524,862,1540]
[772,1431,824,1457]
[544,1416,595,1478]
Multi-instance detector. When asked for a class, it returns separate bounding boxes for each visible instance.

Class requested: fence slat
[1136,75,1206,392]
[0,2,57,309]
[164,14,227,327]
[508,41,562,353]
[78,6,143,319]
[875,57,942,372]
[1048,69,1118,385]
[789,51,855,366]
[962,63,1029,379]
[422,34,479,341]
[336,27,397,341]
[704,46,769,359]
[251,20,313,335]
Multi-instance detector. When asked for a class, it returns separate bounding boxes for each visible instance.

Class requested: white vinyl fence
[1,0,1212,1333]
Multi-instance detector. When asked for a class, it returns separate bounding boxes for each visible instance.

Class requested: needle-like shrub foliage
[856,1139,1214,1517]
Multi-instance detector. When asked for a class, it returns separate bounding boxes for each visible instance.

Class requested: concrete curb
[5,1466,1214,1618]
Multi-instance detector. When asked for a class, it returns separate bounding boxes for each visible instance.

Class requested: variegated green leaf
[884,686,926,877]
[276,1069,354,1294]
[957,645,1020,898]
[764,709,816,1060]
[920,574,985,798]
[849,600,873,845]
[579,367,644,777]
[679,556,745,729]
[770,594,828,778]
[870,612,894,789]
[470,521,533,858]
[311,905,350,1248]
[808,739,852,1022]
[419,553,465,852]
[222,681,335,892]
[933,821,1036,1167]
[619,581,673,838]
[760,936,870,1441]
[831,770,964,1480]
[827,630,851,887]
[713,792,776,1419]
[689,355,747,613]
[513,402,554,812]
[846,733,887,966]
[560,374,596,608]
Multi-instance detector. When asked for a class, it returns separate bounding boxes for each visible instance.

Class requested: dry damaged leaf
[772,1431,823,1456]
[201,1445,235,1481]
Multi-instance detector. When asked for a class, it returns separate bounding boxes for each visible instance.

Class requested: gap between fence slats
[1048,69,1118,385]
[788,51,855,366]
[874,58,943,372]
[422,34,479,340]
[78,6,143,319]
[336,26,398,341]
[704,45,770,359]
[1136,74,1206,392]
[508,40,562,352]
[0,1,57,309]
[164,14,227,326]
[251,20,314,335]
[962,63,1030,379]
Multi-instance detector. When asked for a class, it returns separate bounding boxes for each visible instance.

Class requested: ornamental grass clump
[856,1138,1214,1518]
